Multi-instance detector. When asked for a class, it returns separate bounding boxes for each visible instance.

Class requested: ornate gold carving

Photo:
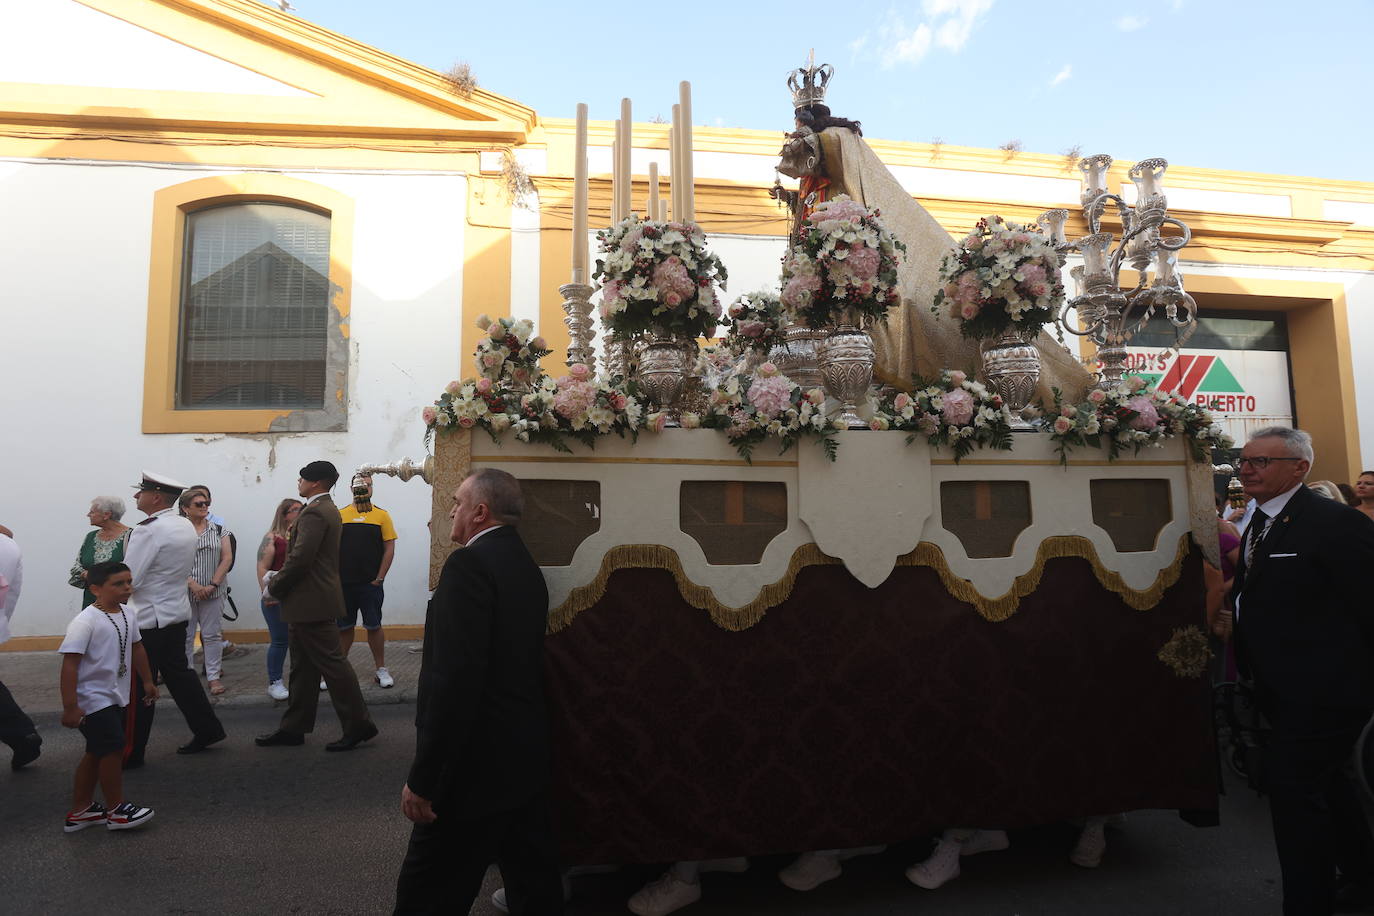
[548,533,1192,633]
[428,429,472,590]
[1156,625,1212,679]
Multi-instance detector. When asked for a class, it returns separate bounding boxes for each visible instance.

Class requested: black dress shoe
[324,722,379,752]
[176,731,227,755]
[255,730,305,747]
[10,733,41,771]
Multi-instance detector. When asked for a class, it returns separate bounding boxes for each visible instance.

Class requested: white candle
[648,161,660,221]
[611,132,621,222]
[572,103,589,283]
[678,82,694,222]
[670,104,681,222]
[619,98,633,222]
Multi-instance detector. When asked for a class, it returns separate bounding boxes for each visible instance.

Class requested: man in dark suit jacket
[1233,427,1374,915]
[394,468,562,915]
[256,461,376,751]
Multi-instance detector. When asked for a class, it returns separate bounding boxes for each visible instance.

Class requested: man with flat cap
[257,461,377,751]
[126,471,225,765]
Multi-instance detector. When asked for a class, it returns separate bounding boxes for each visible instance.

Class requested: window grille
[177,203,331,410]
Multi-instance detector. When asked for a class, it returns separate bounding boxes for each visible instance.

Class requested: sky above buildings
[280,0,1371,183]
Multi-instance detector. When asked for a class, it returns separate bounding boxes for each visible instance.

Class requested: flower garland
[780,195,906,329]
[933,215,1064,339]
[723,291,786,354]
[472,314,549,386]
[423,364,644,453]
[697,362,839,462]
[873,370,1015,462]
[593,217,728,340]
[1044,377,1235,464]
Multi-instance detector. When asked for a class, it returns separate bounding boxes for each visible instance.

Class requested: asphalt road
[2,705,1287,915]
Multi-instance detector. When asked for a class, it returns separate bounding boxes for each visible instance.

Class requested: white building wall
[0,159,466,638]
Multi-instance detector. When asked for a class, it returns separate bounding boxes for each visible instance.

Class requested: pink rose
[948,370,967,386]
[1061,404,1077,418]
[1088,388,1107,404]
[457,416,476,429]
[610,392,628,410]
[475,377,493,395]
[444,380,463,395]
[648,411,668,433]
[959,302,980,320]
[893,392,912,411]
[941,388,976,426]
[569,363,591,381]
[738,319,766,338]
[510,367,530,384]
[757,362,779,378]
[1053,416,1073,435]
[487,323,504,338]
[869,417,890,431]
[1127,396,1160,430]
[422,406,437,424]
[806,388,825,406]
[530,336,547,351]
[481,352,503,369]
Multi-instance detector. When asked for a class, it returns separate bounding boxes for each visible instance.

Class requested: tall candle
[619,98,633,222]
[648,161,660,221]
[678,82,694,222]
[670,104,682,221]
[572,103,589,283]
[611,132,621,222]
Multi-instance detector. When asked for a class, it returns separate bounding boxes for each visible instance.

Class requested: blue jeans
[261,598,288,683]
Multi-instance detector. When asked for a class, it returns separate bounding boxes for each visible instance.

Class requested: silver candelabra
[1039,154,1198,388]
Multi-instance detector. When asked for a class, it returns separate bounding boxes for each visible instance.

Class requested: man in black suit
[1233,426,1374,915]
[394,468,563,916]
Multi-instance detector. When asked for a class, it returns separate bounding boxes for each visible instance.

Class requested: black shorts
[78,705,125,757]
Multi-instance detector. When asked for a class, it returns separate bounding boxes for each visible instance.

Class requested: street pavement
[1,687,1293,916]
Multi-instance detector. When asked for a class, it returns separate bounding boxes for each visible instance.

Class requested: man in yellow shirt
[337,474,397,688]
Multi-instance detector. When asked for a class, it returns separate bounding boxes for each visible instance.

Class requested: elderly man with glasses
[1233,427,1374,915]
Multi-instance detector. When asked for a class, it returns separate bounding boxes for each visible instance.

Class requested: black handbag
[221,586,240,622]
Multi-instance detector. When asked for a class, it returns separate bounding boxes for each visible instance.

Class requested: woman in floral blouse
[68,496,130,607]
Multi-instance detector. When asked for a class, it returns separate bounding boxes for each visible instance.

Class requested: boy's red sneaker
[63,802,107,833]
[106,801,155,831]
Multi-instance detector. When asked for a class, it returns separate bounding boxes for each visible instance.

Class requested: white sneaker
[106,801,155,831]
[628,870,701,915]
[778,852,842,892]
[267,681,288,701]
[319,679,327,691]
[960,829,1009,856]
[375,667,395,688]
[906,838,961,889]
[699,856,748,874]
[1070,822,1106,868]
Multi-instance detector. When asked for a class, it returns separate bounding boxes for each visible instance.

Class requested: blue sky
[283,0,1372,183]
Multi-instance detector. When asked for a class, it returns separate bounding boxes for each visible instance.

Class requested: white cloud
[1116,14,1148,31]
[859,0,995,70]
[1050,64,1071,87]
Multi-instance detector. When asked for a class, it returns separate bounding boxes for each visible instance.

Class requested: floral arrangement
[593,217,728,340]
[472,314,549,386]
[723,291,786,354]
[780,195,906,329]
[697,362,839,462]
[423,364,643,453]
[933,215,1064,339]
[873,370,1015,462]
[1043,376,1235,464]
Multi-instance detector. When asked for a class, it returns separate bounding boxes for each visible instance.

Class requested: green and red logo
[1126,353,1257,413]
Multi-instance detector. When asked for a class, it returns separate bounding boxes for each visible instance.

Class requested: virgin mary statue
[775,61,1094,403]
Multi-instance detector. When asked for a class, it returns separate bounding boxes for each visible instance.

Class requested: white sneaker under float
[375,667,395,689]
[907,837,962,889]
[267,680,288,701]
[106,801,155,831]
[960,829,1010,856]
[1070,821,1107,868]
[628,870,702,915]
[779,846,884,892]
[63,801,107,833]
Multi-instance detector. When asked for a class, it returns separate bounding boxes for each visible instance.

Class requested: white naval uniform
[125,507,197,630]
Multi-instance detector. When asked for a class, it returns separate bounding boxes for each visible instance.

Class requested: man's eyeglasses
[190,501,210,508]
[1236,456,1302,470]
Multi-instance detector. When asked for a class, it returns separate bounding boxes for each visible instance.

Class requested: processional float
[361,61,1228,863]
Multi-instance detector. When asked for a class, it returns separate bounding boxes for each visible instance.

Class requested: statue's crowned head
[788,58,833,112]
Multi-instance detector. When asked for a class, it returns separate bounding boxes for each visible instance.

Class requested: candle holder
[355,456,433,484]
[560,282,596,372]
[1043,154,1197,389]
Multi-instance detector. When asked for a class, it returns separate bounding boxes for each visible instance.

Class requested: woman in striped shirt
[178,490,233,695]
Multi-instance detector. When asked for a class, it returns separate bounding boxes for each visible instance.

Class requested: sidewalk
[0,639,425,717]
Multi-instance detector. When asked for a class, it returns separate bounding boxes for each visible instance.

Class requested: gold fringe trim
[548,534,1192,632]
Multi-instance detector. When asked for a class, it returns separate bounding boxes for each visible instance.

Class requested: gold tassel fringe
[548,534,1191,632]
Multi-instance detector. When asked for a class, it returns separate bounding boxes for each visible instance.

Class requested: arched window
[178,202,331,410]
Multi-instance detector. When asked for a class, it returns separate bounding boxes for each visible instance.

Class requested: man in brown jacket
[256,461,377,751]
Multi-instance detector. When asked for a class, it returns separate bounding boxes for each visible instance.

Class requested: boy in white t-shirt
[59,561,158,832]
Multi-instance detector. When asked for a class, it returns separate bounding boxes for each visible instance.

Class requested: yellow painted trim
[142,172,354,433]
[471,455,799,468]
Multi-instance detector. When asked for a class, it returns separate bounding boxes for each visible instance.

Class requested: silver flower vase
[817,315,874,429]
[980,327,1040,430]
[768,321,824,389]
[637,331,697,426]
